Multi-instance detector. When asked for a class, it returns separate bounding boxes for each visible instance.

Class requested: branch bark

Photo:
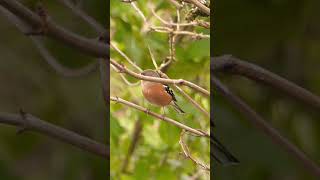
[0,112,109,159]
[111,59,210,96]
[212,55,320,110]
[0,0,108,58]
[110,96,209,137]
[184,0,210,15]
[212,77,320,177]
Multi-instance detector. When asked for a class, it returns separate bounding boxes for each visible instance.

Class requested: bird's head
[141,69,160,77]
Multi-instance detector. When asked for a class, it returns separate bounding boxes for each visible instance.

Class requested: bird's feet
[146,108,151,115]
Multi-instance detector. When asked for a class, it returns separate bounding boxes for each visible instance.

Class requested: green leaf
[159,121,180,147]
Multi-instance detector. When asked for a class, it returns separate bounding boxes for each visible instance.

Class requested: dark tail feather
[171,101,185,114]
[211,136,239,166]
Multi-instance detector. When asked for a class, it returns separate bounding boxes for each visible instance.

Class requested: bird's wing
[164,84,177,102]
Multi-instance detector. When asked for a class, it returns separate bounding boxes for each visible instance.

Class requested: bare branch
[179,130,210,171]
[0,5,99,78]
[110,43,143,72]
[32,38,99,77]
[184,0,210,15]
[111,59,210,96]
[0,112,109,158]
[212,77,320,177]
[0,0,108,58]
[56,0,106,35]
[111,64,140,86]
[212,55,320,110]
[110,96,209,137]
[175,86,209,118]
[147,44,158,69]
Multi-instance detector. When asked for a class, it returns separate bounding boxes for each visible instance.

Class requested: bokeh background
[0,1,107,180]
[214,1,320,180]
[110,0,210,179]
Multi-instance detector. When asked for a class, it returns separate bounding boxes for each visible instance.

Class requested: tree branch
[0,0,108,58]
[212,77,320,177]
[212,55,320,110]
[0,4,99,78]
[179,130,210,171]
[56,0,106,35]
[184,0,210,15]
[0,112,109,159]
[110,96,209,137]
[111,59,210,96]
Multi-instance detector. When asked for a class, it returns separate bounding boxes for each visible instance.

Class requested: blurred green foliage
[110,0,210,179]
[0,1,106,180]
[214,0,320,179]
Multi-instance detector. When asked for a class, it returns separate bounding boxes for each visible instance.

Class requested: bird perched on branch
[140,69,185,114]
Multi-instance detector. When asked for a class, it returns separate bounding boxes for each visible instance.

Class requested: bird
[140,69,185,114]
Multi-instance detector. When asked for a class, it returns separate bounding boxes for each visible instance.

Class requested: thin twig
[110,96,209,137]
[175,86,209,117]
[212,77,320,177]
[0,112,109,158]
[147,44,158,69]
[111,64,140,86]
[151,28,210,39]
[179,130,210,170]
[110,42,143,72]
[130,1,147,23]
[184,0,210,15]
[111,59,210,96]
[151,8,197,27]
[157,72,209,118]
[166,0,184,9]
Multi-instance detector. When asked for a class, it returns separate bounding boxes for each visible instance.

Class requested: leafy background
[0,1,107,180]
[214,0,320,180]
[110,0,210,179]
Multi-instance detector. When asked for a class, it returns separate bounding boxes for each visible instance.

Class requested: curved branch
[212,77,320,177]
[111,59,210,96]
[32,38,99,77]
[211,55,320,110]
[56,0,106,35]
[0,112,109,159]
[110,96,209,137]
[0,0,108,58]
[179,130,210,170]
[0,5,99,78]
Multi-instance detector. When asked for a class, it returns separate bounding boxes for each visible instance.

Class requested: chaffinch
[140,69,185,114]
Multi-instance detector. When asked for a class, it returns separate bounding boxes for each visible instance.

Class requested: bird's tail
[171,101,185,114]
